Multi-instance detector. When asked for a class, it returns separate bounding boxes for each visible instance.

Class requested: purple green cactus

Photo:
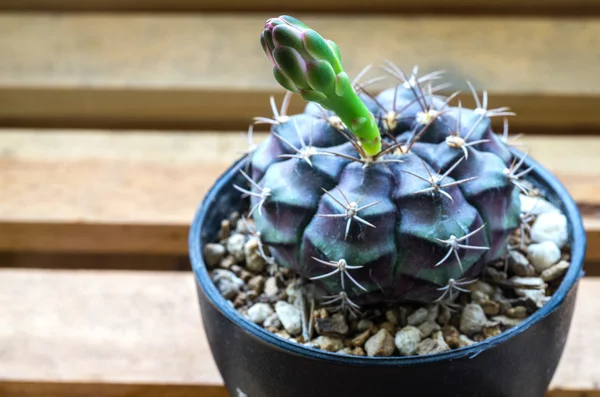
[237,15,529,309]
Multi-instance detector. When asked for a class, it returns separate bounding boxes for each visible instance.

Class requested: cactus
[239,15,528,307]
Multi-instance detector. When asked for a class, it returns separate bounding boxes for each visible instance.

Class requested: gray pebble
[491,315,525,328]
[540,260,570,282]
[226,234,247,262]
[264,313,282,329]
[467,280,494,296]
[416,331,450,355]
[357,319,375,332]
[458,334,476,347]
[407,307,429,326]
[365,329,396,357]
[508,251,536,277]
[395,326,422,356]
[385,309,399,325]
[527,241,561,272]
[211,269,244,300]
[275,301,302,336]
[315,313,349,337]
[531,212,568,248]
[203,243,225,268]
[247,303,274,324]
[418,320,441,338]
[459,303,488,335]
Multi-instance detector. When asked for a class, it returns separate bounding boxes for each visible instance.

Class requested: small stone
[527,241,561,272]
[247,303,274,324]
[394,326,422,356]
[230,264,244,276]
[426,304,439,322]
[520,194,560,215]
[226,233,246,262]
[220,255,236,270]
[203,243,225,268]
[351,330,371,347]
[276,330,291,339]
[531,212,568,248]
[315,313,349,337]
[458,334,476,348]
[235,216,253,234]
[416,331,450,355]
[211,269,244,299]
[385,309,399,325]
[460,303,488,335]
[481,300,501,316]
[337,347,354,355]
[228,211,240,228]
[506,306,527,319]
[247,275,265,293]
[492,315,525,328]
[486,267,507,282]
[418,320,441,338]
[397,306,410,327]
[467,280,494,296]
[218,219,231,240]
[275,301,302,336]
[351,347,366,356]
[516,288,550,309]
[510,276,546,288]
[264,313,282,329]
[264,277,279,298]
[442,325,460,349]
[407,307,429,326]
[436,305,452,325]
[314,336,345,352]
[239,270,253,283]
[244,239,266,273]
[541,260,570,282]
[357,319,375,332]
[508,251,537,277]
[379,321,396,335]
[482,324,502,339]
[365,329,395,357]
[471,290,489,305]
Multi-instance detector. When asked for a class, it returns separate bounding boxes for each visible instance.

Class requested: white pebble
[527,241,561,272]
[407,307,429,326]
[520,194,560,215]
[531,212,568,248]
[247,303,274,325]
[540,260,570,282]
[395,326,422,356]
[275,301,302,336]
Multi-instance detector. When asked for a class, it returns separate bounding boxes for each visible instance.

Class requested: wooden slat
[0,269,597,396]
[1,14,599,132]
[0,0,598,15]
[0,130,598,260]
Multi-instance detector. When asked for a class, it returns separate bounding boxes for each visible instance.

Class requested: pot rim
[189,150,586,365]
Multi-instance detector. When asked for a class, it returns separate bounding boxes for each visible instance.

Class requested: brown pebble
[229,211,240,229]
[233,294,246,308]
[385,309,399,325]
[352,347,366,356]
[246,290,259,300]
[442,325,461,349]
[379,321,396,335]
[506,306,528,319]
[315,308,329,319]
[473,334,486,342]
[482,325,502,339]
[351,330,371,348]
[239,270,253,283]
[218,220,231,240]
[247,275,265,293]
[220,255,236,270]
[230,264,244,276]
[481,300,500,316]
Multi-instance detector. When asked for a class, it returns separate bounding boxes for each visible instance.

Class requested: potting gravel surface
[203,191,571,357]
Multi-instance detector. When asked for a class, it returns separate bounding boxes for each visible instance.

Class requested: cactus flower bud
[261,16,382,156]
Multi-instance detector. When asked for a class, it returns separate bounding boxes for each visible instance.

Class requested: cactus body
[243,16,523,305]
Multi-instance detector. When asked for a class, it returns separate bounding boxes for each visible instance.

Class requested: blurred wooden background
[0,1,599,396]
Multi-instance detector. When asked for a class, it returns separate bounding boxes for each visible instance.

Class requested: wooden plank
[0,269,597,396]
[0,14,599,132]
[0,0,598,15]
[0,130,598,259]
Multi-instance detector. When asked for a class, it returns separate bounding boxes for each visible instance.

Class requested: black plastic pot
[189,154,586,397]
